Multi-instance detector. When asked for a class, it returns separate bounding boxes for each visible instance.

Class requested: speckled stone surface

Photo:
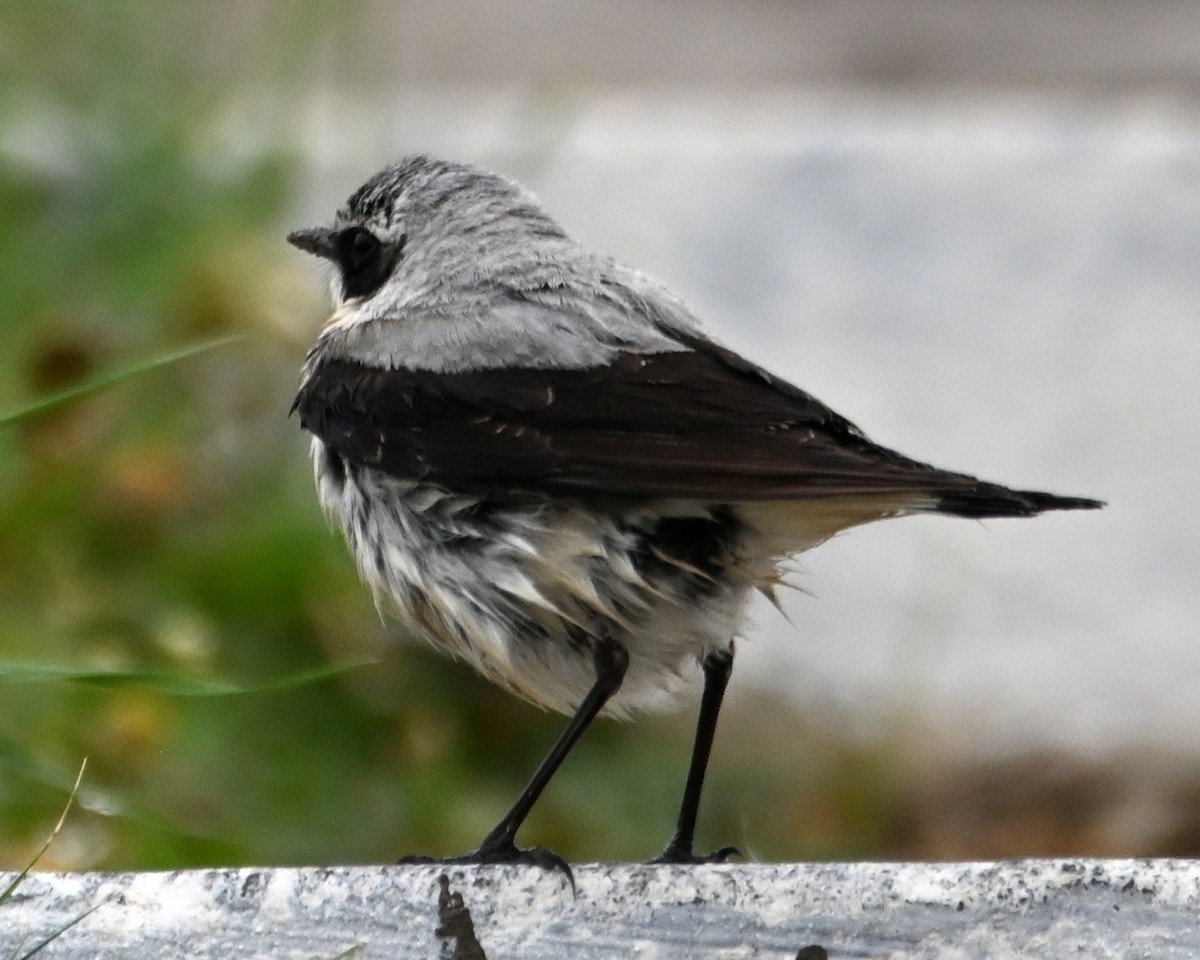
[3,860,1199,958]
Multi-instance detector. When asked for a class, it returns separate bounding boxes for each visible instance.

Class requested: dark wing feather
[293,341,1102,515]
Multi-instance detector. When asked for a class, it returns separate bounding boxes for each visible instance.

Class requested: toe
[472,840,575,890]
[397,841,575,888]
[651,843,743,865]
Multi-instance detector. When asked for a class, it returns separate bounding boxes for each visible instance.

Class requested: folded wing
[294,336,1102,517]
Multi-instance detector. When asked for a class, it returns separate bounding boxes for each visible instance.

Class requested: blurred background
[2,0,1199,872]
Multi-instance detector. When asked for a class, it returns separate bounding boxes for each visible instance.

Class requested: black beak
[287,227,338,260]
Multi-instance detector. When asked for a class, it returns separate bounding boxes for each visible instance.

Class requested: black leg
[477,636,628,856]
[654,644,740,864]
[402,635,629,881]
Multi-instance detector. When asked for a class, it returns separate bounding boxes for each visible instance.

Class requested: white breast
[310,438,756,717]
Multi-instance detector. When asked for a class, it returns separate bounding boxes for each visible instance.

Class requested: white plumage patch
[312,438,760,718]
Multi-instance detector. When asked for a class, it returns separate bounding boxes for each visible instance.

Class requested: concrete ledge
[3,859,1199,958]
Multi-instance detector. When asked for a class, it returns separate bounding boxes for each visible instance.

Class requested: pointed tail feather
[935,483,1105,519]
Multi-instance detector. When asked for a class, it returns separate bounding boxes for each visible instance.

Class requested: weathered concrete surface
[3,860,1199,959]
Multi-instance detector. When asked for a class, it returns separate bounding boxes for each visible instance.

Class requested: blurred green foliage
[0,1,905,874]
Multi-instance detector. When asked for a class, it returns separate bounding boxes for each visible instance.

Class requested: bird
[287,154,1102,874]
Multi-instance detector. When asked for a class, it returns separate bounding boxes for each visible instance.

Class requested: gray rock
[4,860,1199,958]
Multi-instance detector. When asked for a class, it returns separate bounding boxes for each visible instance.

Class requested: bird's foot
[399,838,575,889]
[650,840,742,865]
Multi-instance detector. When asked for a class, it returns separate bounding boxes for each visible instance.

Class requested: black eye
[335,227,401,300]
[347,228,379,270]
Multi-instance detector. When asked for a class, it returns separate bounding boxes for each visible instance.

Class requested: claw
[651,842,742,865]
[398,841,576,892]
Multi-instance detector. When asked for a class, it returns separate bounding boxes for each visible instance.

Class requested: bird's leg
[475,635,628,861]
[402,635,629,881]
[653,644,740,864]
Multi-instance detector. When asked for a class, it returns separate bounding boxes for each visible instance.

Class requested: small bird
[288,155,1102,872]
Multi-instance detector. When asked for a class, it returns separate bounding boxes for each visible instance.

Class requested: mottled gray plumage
[303,155,689,376]
[288,155,1102,868]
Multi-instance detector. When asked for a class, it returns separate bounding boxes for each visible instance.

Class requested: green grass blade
[12,897,108,960]
[0,659,374,697]
[0,760,87,907]
[0,336,240,428]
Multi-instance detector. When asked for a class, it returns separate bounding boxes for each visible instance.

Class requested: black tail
[936,482,1104,519]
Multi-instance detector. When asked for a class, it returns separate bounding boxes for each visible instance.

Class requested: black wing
[293,339,1102,516]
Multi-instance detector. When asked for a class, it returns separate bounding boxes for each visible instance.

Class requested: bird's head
[287,154,570,315]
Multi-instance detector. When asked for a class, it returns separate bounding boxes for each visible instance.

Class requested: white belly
[312,439,756,717]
